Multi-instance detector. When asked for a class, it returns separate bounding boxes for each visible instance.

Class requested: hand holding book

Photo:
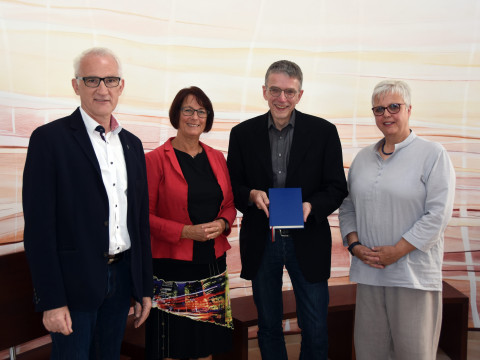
[249,189,270,217]
[302,201,312,222]
[268,188,304,229]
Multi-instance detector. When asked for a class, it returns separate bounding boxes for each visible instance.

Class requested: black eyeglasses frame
[76,76,122,88]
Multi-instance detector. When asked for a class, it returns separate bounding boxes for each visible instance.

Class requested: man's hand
[302,202,312,222]
[43,306,73,335]
[134,297,152,328]
[249,189,270,217]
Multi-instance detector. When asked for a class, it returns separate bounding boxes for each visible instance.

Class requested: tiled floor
[248,331,480,360]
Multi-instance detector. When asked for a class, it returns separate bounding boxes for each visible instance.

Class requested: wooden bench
[120,284,357,360]
[0,251,50,359]
[1,249,469,360]
[0,250,136,360]
[214,284,356,360]
[440,281,469,360]
[121,282,469,360]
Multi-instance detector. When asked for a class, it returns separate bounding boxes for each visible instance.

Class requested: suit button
[104,221,109,227]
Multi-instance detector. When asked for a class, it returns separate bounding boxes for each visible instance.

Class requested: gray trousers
[354,283,442,360]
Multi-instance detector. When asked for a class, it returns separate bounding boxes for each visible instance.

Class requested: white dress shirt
[80,107,131,255]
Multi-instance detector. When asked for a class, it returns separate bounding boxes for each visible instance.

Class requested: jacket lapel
[118,130,136,189]
[286,110,310,185]
[257,113,274,185]
[70,108,102,177]
[163,138,187,181]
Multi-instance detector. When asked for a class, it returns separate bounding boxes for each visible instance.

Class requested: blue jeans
[252,235,329,360]
[50,253,132,360]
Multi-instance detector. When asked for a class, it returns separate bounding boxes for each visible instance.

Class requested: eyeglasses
[181,107,209,118]
[267,87,298,99]
[76,77,121,88]
[372,103,405,116]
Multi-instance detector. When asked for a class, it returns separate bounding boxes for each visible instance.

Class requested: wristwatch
[348,241,361,256]
[217,217,230,233]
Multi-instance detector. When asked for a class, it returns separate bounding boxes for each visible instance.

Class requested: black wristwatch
[217,217,230,233]
[348,241,361,256]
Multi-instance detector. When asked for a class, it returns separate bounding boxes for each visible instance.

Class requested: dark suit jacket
[23,108,153,312]
[227,110,348,282]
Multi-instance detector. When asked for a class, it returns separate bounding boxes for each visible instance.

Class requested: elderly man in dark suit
[227,60,348,360]
[22,47,152,359]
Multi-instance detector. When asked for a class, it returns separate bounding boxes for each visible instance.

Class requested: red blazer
[146,137,236,260]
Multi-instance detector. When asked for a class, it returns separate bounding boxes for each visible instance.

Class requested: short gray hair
[265,60,303,89]
[372,80,411,108]
[73,47,122,78]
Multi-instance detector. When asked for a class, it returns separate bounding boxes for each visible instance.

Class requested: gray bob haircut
[372,80,412,108]
[73,47,123,78]
[265,60,303,89]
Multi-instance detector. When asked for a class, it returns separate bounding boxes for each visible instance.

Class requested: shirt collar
[79,107,122,136]
[268,110,296,130]
[374,129,416,153]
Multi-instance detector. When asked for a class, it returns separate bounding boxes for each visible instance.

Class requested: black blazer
[23,108,153,312]
[227,110,348,282]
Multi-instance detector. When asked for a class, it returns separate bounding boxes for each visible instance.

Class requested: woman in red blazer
[144,86,236,360]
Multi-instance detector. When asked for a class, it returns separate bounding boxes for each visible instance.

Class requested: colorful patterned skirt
[145,255,233,359]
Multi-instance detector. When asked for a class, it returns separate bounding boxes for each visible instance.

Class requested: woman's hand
[352,245,385,269]
[372,238,416,266]
[347,232,384,269]
[181,219,226,242]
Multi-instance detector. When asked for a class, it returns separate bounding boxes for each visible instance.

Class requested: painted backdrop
[0,0,479,328]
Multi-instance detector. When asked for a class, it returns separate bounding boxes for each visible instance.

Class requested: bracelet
[348,241,361,256]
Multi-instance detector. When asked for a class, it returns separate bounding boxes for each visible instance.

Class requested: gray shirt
[339,131,455,291]
[268,111,295,188]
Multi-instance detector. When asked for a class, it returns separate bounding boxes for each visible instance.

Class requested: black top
[174,148,223,263]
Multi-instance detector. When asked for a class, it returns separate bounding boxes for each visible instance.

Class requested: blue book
[269,188,304,229]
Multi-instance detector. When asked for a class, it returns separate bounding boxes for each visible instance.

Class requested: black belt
[104,251,127,265]
[276,229,292,237]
